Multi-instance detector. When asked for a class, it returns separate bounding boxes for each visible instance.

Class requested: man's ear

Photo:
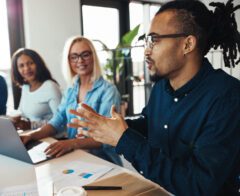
[183,35,197,55]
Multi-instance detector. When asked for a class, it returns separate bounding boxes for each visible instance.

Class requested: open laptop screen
[0,117,50,164]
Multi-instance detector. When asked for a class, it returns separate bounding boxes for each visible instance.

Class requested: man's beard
[150,73,162,82]
[146,58,162,82]
[149,68,163,83]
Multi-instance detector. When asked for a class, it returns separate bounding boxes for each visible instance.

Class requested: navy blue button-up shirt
[116,58,240,195]
[0,75,8,115]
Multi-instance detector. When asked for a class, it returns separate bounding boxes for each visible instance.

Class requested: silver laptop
[0,117,51,164]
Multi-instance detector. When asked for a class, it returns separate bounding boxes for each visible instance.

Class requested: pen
[82,186,122,190]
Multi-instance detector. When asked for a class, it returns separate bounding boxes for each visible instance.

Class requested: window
[82,5,119,49]
[0,0,14,114]
[0,0,11,71]
[150,4,160,19]
[130,2,143,30]
[129,2,161,114]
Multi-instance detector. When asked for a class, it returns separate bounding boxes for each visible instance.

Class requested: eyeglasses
[68,51,92,63]
[145,33,189,49]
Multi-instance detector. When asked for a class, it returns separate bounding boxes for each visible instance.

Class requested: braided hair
[156,0,240,68]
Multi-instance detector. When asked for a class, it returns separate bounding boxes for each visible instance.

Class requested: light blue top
[49,76,122,165]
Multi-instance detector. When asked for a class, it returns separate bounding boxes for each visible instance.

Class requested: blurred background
[1,0,240,117]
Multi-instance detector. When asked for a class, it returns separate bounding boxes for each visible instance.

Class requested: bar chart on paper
[52,161,113,193]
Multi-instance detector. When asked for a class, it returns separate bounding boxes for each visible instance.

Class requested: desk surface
[0,138,171,195]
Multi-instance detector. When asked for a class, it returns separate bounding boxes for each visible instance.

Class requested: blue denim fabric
[49,76,122,165]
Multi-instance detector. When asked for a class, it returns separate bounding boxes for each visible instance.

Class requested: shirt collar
[91,76,104,91]
[73,76,104,93]
[164,58,213,97]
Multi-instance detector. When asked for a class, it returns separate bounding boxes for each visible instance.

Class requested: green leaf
[102,24,140,82]
[120,24,140,47]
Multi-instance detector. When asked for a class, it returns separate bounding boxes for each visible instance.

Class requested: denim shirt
[49,76,122,165]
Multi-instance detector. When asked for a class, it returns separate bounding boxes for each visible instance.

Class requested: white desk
[0,138,171,196]
[0,154,36,188]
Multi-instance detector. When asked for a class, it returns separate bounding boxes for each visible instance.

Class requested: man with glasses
[69,0,240,195]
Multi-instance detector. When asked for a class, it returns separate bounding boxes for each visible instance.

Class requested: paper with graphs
[52,161,113,193]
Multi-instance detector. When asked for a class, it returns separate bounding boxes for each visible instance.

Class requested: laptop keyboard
[26,140,43,150]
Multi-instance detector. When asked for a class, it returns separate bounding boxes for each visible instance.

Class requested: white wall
[23,0,81,90]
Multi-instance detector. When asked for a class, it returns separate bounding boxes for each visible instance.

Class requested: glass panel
[129,2,144,46]
[150,5,161,19]
[0,0,11,70]
[82,5,119,49]
[0,0,13,114]
[130,2,145,114]
[132,46,145,114]
[129,2,143,30]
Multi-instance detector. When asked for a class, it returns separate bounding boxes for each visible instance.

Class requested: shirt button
[140,170,144,175]
[164,124,168,129]
[174,98,178,102]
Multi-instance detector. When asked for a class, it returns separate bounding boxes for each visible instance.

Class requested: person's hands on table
[68,103,128,146]
[11,116,31,130]
[20,133,33,145]
[44,140,75,157]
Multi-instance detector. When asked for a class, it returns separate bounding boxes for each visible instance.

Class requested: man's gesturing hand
[68,103,128,146]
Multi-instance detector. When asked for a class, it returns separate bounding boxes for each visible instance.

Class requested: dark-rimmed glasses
[69,51,92,63]
[145,33,189,49]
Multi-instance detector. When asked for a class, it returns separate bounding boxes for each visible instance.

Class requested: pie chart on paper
[62,169,74,174]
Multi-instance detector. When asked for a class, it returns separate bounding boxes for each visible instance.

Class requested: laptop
[0,117,51,164]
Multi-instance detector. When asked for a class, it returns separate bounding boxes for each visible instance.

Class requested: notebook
[0,117,51,164]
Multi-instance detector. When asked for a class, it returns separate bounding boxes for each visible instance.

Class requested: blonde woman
[20,36,122,165]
